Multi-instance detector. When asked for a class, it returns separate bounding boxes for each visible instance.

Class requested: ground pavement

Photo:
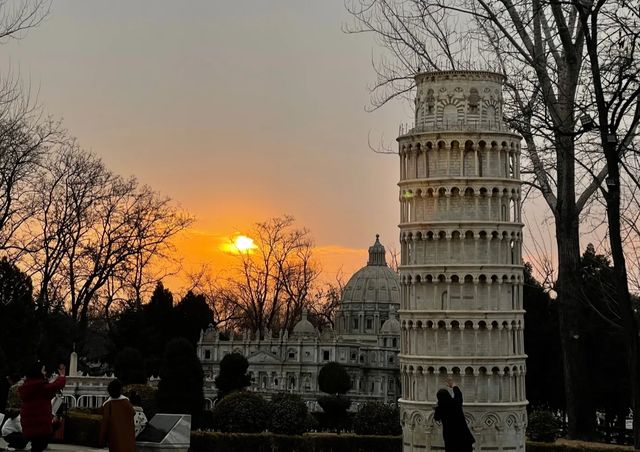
[0,438,104,452]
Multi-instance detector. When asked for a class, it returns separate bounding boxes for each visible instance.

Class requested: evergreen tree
[114,347,147,385]
[523,263,564,411]
[0,258,37,372]
[157,338,204,426]
[579,245,630,426]
[174,291,213,346]
[318,361,352,395]
[317,361,352,432]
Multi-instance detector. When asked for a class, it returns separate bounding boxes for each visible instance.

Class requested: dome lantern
[367,234,387,266]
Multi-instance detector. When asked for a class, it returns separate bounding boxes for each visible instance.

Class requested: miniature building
[397,70,527,451]
[197,235,401,408]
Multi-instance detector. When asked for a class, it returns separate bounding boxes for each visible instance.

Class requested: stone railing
[398,120,511,136]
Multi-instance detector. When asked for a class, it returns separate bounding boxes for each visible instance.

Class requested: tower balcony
[398,119,512,137]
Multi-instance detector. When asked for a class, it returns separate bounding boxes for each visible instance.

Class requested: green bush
[123,383,158,419]
[527,410,562,442]
[212,391,269,433]
[269,393,309,435]
[64,410,102,448]
[353,402,402,436]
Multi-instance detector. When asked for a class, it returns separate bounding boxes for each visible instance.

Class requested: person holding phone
[434,376,475,452]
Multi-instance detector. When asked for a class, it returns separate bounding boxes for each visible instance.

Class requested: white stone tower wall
[397,71,527,451]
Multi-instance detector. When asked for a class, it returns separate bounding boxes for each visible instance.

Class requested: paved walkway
[0,438,104,452]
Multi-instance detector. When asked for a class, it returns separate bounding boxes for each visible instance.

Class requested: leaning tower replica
[397,71,527,451]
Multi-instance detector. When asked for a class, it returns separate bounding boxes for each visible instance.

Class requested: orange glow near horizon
[162,226,371,292]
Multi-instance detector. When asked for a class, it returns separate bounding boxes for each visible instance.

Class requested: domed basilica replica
[397,71,527,451]
[197,235,401,407]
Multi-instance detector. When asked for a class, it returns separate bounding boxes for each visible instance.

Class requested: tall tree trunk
[556,212,597,439]
[603,151,640,449]
[555,128,597,439]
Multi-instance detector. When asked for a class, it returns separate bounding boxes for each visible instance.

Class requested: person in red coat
[19,362,66,452]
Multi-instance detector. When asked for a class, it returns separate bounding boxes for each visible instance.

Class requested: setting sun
[234,235,256,252]
[220,234,258,254]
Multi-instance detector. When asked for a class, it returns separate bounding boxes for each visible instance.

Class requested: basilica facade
[197,235,401,407]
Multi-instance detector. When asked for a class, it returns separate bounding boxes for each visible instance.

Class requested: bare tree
[182,265,244,331]
[307,269,347,330]
[0,0,54,250]
[346,0,640,441]
[222,215,321,336]
[22,145,192,331]
[0,116,58,253]
[0,0,49,43]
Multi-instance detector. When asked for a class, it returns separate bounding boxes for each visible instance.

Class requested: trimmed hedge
[211,391,269,433]
[190,431,402,452]
[269,393,309,435]
[353,402,402,436]
[527,440,633,451]
[63,410,102,448]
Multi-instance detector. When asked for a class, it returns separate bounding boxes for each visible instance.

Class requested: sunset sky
[0,0,566,289]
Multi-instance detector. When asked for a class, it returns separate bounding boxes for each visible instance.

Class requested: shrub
[527,409,562,442]
[269,393,309,435]
[123,383,158,419]
[212,391,269,433]
[353,402,402,436]
[64,410,102,447]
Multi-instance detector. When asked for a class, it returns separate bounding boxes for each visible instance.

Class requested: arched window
[441,290,448,310]
[501,204,508,221]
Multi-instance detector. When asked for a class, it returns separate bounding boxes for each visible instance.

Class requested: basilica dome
[341,235,400,305]
[334,235,400,339]
[380,311,400,334]
[291,309,317,338]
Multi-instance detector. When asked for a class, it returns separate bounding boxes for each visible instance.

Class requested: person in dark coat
[18,362,66,452]
[100,379,136,452]
[434,377,475,452]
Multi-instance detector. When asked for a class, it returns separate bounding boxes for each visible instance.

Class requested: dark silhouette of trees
[157,338,204,426]
[0,257,37,372]
[174,291,214,346]
[579,245,631,431]
[114,347,147,386]
[523,263,564,412]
